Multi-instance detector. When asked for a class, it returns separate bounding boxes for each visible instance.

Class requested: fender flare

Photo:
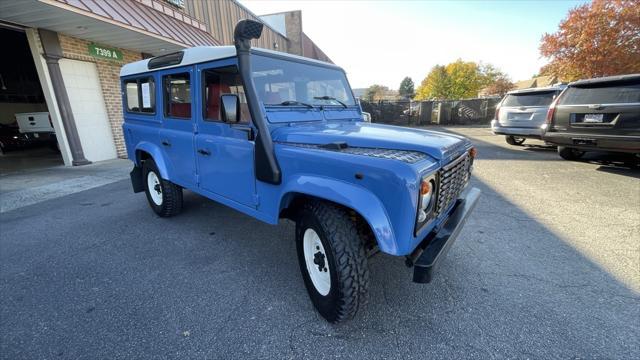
[134,141,171,180]
[279,175,399,254]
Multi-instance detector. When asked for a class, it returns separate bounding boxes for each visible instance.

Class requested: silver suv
[491,85,566,145]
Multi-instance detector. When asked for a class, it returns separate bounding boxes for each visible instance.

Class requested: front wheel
[143,159,183,217]
[558,146,585,161]
[295,201,369,323]
[506,135,525,146]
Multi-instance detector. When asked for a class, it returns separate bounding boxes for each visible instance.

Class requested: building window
[125,77,155,114]
[164,73,191,119]
[203,67,250,123]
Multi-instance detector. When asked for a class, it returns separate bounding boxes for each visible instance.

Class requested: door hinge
[253,194,260,206]
[195,173,200,186]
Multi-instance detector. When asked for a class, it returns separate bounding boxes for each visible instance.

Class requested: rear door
[158,67,197,188]
[499,91,558,128]
[553,80,640,136]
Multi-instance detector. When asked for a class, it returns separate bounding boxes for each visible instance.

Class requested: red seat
[207,83,231,120]
[169,103,191,118]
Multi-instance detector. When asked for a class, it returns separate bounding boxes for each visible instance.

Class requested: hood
[271,121,471,162]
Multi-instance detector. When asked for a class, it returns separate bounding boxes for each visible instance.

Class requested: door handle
[197,149,211,156]
[161,140,171,147]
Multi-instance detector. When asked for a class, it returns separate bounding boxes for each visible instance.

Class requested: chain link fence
[361,97,502,126]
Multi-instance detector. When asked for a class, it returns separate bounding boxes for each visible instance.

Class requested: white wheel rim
[147,171,163,206]
[303,228,331,296]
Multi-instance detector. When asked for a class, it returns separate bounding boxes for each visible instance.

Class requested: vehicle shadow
[521,143,556,152]
[582,152,640,178]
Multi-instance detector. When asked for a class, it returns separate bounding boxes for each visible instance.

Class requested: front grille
[435,153,471,216]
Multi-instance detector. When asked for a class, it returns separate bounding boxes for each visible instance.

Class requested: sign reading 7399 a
[88,43,123,61]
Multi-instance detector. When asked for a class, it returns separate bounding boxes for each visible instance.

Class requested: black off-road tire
[558,146,585,161]
[295,201,370,323]
[142,159,183,217]
[506,135,525,146]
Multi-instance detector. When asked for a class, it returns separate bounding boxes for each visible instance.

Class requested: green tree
[364,84,389,102]
[398,76,415,98]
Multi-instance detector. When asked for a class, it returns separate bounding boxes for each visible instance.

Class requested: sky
[239,0,588,89]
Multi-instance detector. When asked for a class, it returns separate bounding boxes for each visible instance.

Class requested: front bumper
[491,120,542,138]
[408,187,481,283]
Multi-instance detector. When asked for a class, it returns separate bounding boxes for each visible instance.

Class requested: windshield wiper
[277,100,315,109]
[314,96,348,108]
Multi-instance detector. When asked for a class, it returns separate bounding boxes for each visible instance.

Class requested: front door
[158,68,197,188]
[195,61,257,207]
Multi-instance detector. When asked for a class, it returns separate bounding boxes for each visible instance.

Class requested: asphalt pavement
[1,126,638,359]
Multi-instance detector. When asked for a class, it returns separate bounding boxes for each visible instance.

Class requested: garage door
[59,59,117,162]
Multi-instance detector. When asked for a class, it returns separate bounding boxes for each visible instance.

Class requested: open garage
[0,26,62,173]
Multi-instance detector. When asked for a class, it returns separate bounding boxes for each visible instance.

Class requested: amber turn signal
[469,147,477,159]
[420,180,431,195]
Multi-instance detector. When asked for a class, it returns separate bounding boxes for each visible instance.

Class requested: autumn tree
[539,0,640,81]
[478,63,514,96]
[364,84,390,102]
[398,77,415,98]
[445,60,486,99]
[482,77,515,97]
[415,65,450,100]
[415,61,510,100]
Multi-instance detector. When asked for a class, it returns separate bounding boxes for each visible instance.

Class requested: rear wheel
[558,146,585,161]
[143,159,183,217]
[295,201,369,323]
[506,136,525,146]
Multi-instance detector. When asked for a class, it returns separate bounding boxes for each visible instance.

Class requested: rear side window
[559,82,640,105]
[203,66,251,123]
[502,91,557,107]
[164,73,191,119]
[124,77,155,114]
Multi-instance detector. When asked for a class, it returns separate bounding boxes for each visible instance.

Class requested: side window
[125,77,155,114]
[125,80,139,112]
[164,73,191,119]
[139,78,155,113]
[203,67,251,123]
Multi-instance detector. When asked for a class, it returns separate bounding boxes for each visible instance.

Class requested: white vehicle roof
[120,45,339,77]
[507,84,567,95]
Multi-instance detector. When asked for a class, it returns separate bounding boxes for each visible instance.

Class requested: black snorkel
[234,19,282,185]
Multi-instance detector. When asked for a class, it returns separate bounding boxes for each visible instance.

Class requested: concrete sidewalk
[0,157,131,213]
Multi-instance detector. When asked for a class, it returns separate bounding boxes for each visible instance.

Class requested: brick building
[0,0,329,167]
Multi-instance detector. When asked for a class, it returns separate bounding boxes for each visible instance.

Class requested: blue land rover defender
[121,20,480,323]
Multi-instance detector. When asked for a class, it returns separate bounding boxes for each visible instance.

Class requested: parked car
[542,74,640,160]
[121,20,480,323]
[14,112,59,151]
[491,85,565,145]
[0,123,30,154]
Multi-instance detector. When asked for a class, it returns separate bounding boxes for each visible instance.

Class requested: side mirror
[220,94,240,123]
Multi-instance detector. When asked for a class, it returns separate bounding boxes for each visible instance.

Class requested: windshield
[502,91,559,107]
[251,55,356,107]
[559,82,640,105]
